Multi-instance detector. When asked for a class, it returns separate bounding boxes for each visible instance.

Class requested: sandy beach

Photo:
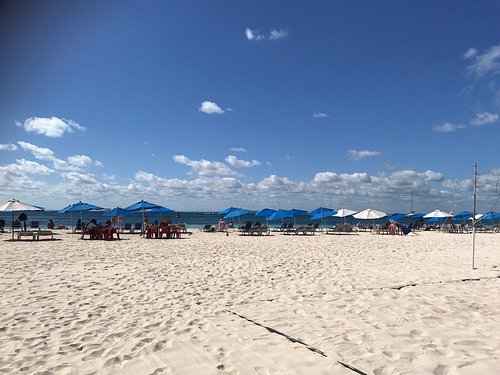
[1,230,499,374]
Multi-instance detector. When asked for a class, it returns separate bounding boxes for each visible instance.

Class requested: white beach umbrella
[332,208,358,223]
[0,199,44,239]
[353,208,387,220]
[333,208,358,218]
[423,209,452,219]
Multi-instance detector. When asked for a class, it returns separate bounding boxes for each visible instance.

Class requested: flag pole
[472,161,477,270]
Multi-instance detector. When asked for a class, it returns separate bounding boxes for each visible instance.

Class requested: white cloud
[199,101,225,115]
[269,29,288,40]
[17,141,96,171]
[16,117,86,137]
[225,155,261,168]
[464,48,477,60]
[173,154,235,176]
[0,143,18,151]
[312,112,329,118]
[67,155,92,168]
[466,44,500,78]
[470,111,499,126]
[433,122,465,132]
[347,150,381,161]
[230,147,247,153]
[245,28,265,41]
[17,141,55,161]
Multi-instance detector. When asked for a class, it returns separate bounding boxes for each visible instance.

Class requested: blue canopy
[255,208,276,217]
[103,207,132,217]
[223,209,253,219]
[453,210,472,218]
[310,210,336,220]
[388,213,406,221]
[289,208,308,216]
[479,212,500,221]
[309,207,334,216]
[125,200,161,211]
[148,206,174,213]
[58,201,104,213]
[408,213,425,220]
[218,207,241,215]
[267,209,293,221]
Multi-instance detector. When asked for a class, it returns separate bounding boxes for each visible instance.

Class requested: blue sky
[1,1,500,212]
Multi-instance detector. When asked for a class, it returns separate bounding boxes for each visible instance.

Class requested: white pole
[472,161,477,270]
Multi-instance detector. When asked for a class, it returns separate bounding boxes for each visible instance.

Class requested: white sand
[0,230,499,374]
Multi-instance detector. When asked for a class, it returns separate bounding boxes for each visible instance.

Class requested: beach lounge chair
[282,223,295,235]
[16,231,36,240]
[11,220,22,232]
[30,221,40,230]
[304,223,319,235]
[201,224,215,232]
[34,230,54,240]
[239,221,253,235]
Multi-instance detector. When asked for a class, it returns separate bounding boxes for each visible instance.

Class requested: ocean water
[0,210,394,230]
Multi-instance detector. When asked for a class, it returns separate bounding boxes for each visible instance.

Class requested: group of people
[80,218,120,240]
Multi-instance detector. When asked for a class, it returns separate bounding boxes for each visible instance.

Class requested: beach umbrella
[309,207,334,216]
[125,200,162,232]
[148,206,175,221]
[223,208,253,227]
[353,209,387,220]
[388,213,406,221]
[267,209,293,222]
[310,209,337,228]
[333,208,358,222]
[218,207,241,215]
[255,208,276,217]
[255,208,276,224]
[103,207,132,217]
[453,211,472,218]
[58,201,104,231]
[407,213,425,220]
[0,199,44,239]
[423,209,452,219]
[478,212,500,222]
[289,208,308,216]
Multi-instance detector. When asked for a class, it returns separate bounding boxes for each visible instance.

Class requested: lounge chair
[34,230,54,240]
[11,220,22,232]
[201,224,215,232]
[326,223,355,235]
[30,221,40,230]
[16,231,36,240]
[122,223,132,233]
[303,223,319,235]
[0,219,5,232]
[239,221,253,235]
[282,223,295,235]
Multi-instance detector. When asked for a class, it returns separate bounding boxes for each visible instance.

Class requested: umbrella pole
[11,211,14,240]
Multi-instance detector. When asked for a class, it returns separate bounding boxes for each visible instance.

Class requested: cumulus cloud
[312,112,329,118]
[433,123,465,132]
[464,48,477,60]
[269,29,288,40]
[225,155,261,168]
[466,44,500,78]
[230,147,247,153]
[173,154,235,176]
[245,28,265,41]
[199,101,225,114]
[0,143,18,151]
[16,117,86,137]
[470,111,499,126]
[347,150,381,161]
[17,141,97,171]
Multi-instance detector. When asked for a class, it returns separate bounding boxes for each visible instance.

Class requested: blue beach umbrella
[148,206,175,221]
[223,208,253,227]
[267,209,293,222]
[125,200,162,232]
[255,208,276,217]
[218,207,241,215]
[57,201,104,230]
[103,207,132,217]
[388,213,406,221]
[407,213,425,220]
[453,211,472,218]
[310,209,337,228]
[309,207,334,216]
